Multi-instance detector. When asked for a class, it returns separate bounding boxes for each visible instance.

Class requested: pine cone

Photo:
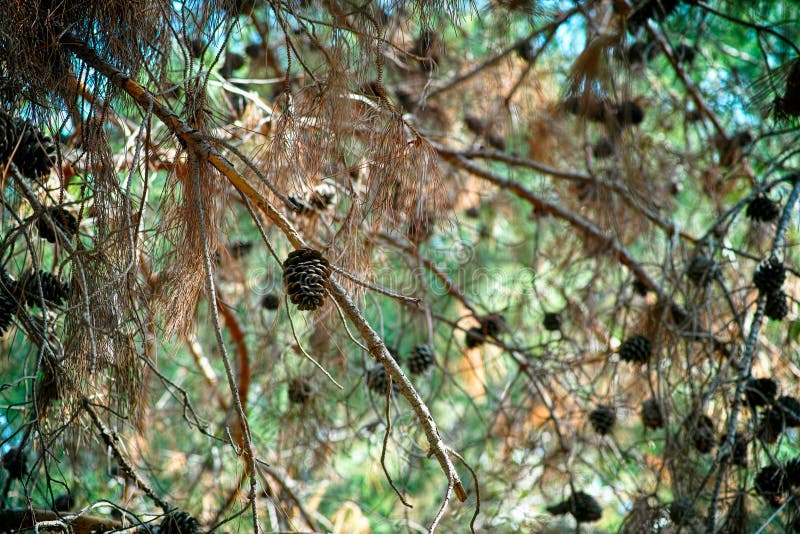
[758,407,784,444]
[777,396,800,427]
[36,206,78,243]
[53,492,75,512]
[754,465,787,506]
[589,405,616,435]
[619,334,651,363]
[753,257,785,293]
[669,498,696,526]
[465,326,485,348]
[745,377,777,408]
[408,344,435,374]
[546,491,602,523]
[542,312,561,332]
[673,44,696,65]
[287,377,312,405]
[686,254,719,284]
[613,101,645,127]
[689,414,715,454]
[160,510,200,534]
[366,365,398,395]
[16,269,70,307]
[786,458,800,487]
[479,313,507,338]
[0,274,14,335]
[719,433,749,467]
[260,293,281,310]
[640,398,664,429]
[282,248,330,311]
[591,138,615,158]
[730,434,749,467]
[0,112,56,180]
[764,290,788,320]
[746,195,781,222]
[627,0,681,30]
[1,446,26,480]
[632,278,649,296]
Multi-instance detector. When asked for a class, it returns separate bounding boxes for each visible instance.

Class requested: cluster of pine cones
[0,269,70,335]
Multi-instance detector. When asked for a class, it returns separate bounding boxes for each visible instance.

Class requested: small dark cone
[640,398,664,429]
[776,396,800,427]
[673,44,696,65]
[773,59,800,121]
[746,195,780,223]
[261,293,281,310]
[219,52,245,78]
[412,28,440,71]
[754,465,787,507]
[745,377,777,408]
[786,457,800,487]
[668,498,696,526]
[613,101,645,127]
[366,365,398,395]
[728,434,749,467]
[465,327,485,348]
[514,41,535,62]
[53,492,74,512]
[720,491,748,534]
[619,334,651,363]
[244,42,264,59]
[479,313,507,338]
[753,257,785,293]
[226,240,254,259]
[542,312,561,332]
[686,254,719,285]
[627,0,682,30]
[160,510,200,534]
[589,405,616,435]
[546,492,602,523]
[757,407,784,444]
[689,414,715,454]
[764,290,788,320]
[16,270,70,307]
[623,41,659,64]
[9,116,57,180]
[0,279,13,335]
[282,248,330,311]
[187,37,205,58]
[36,206,78,243]
[632,278,649,296]
[1,446,26,480]
[591,137,615,158]
[408,345,434,375]
[287,378,312,405]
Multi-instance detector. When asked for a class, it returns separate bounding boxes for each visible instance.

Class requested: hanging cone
[160,510,200,534]
[282,248,330,311]
[753,257,785,293]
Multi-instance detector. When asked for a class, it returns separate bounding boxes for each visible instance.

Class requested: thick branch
[0,508,121,534]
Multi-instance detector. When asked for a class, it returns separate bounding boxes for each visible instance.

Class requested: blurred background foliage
[0,0,799,532]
